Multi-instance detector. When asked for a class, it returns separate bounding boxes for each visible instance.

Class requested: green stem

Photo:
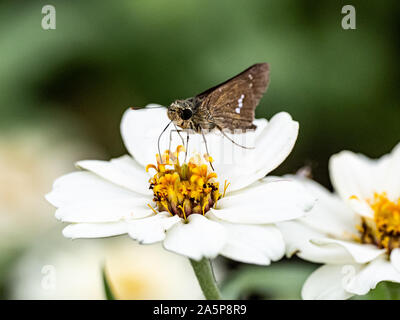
[102,265,116,300]
[385,282,400,300]
[190,258,222,300]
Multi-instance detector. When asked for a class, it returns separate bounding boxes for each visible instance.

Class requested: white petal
[76,155,150,195]
[329,151,378,205]
[203,125,262,189]
[46,171,139,208]
[55,198,152,223]
[163,214,227,261]
[120,105,171,167]
[208,213,284,265]
[212,178,316,224]
[348,197,374,218]
[226,112,299,191]
[62,222,128,239]
[330,143,400,206]
[302,264,357,300]
[127,213,181,244]
[390,248,400,273]
[378,142,400,201]
[346,257,400,295]
[286,175,358,237]
[310,238,385,264]
[252,112,299,173]
[279,221,355,264]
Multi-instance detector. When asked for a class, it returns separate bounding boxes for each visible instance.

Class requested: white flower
[279,143,400,299]
[46,105,315,265]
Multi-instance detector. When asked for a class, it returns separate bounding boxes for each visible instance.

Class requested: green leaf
[353,281,400,300]
[102,265,116,300]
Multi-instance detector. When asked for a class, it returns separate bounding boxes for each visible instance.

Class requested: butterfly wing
[196,63,269,130]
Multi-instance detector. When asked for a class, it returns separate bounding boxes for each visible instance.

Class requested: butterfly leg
[174,124,186,148]
[184,131,189,162]
[216,125,254,149]
[200,127,214,171]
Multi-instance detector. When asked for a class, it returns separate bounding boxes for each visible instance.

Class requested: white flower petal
[329,143,400,206]
[207,213,284,265]
[302,264,357,300]
[346,257,400,295]
[279,221,355,264]
[120,105,171,167]
[127,213,181,244]
[204,124,263,190]
[163,214,227,261]
[348,197,374,218]
[310,238,385,264]
[329,151,378,204]
[390,248,400,273]
[45,171,139,208]
[55,199,152,223]
[226,112,299,191]
[252,112,299,172]
[76,155,150,195]
[378,142,400,201]
[62,222,128,239]
[287,175,358,237]
[212,178,316,224]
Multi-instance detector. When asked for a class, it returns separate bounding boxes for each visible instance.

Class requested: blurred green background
[0,0,399,299]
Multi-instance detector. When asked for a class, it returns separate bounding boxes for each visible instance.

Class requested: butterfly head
[167,99,194,129]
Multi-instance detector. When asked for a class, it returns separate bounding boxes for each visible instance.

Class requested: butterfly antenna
[130,105,166,110]
[216,125,254,149]
[158,120,173,163]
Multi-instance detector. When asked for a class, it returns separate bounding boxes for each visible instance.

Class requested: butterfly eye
[181,108,192,120]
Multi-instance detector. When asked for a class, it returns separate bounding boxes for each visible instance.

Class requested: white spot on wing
[235,94,245,114]
[248,74,253,80]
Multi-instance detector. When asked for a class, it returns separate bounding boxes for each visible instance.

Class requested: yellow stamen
[146,145,226,219]
[146,164,157,172]
[207,172,217,180]
[161,200,173,216]
[204,154,214,163]
[178,205,187,221]
[223,180,230,198]
[202,201,207,216]
[356,192,400,253]
[147,204,158,215]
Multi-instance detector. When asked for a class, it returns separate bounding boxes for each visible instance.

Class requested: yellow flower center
[145,146,229,220]
[357,192,400,253]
